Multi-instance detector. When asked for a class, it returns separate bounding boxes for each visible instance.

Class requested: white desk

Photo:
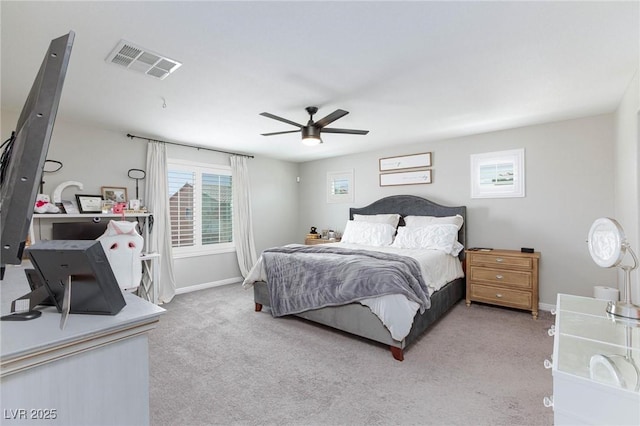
[551,294,640,425]
[30,213,161,305]
[0,262,165,425]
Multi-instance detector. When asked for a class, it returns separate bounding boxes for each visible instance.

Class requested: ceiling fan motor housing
[302,126,321,138]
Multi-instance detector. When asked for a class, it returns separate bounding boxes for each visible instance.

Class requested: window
[167,159,233,256]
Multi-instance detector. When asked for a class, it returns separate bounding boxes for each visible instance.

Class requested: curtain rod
[126,133,254,159]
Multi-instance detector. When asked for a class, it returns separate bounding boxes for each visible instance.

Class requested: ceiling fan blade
[321,128,369,135]
[260,112,303,128]
[313,109,349,128]
[261,130,301,136]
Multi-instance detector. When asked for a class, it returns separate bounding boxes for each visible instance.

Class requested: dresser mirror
[587,217,639,320]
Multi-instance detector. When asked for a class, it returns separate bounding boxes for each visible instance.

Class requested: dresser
[1,262,165,425]
[549,294,640,425]
[465,249,540,319]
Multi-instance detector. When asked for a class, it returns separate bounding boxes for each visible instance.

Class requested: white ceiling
[1,1,638,162]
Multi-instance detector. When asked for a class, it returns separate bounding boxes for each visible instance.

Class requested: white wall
[1,112,300,291]
[248,157,300,253]
[298,114,617,306]
[1,108,627,305]
[614,70,640,303]
[0,114,147,203]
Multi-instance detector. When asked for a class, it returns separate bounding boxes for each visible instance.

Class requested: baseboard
[538,302,556,312]
[175,277,243,295]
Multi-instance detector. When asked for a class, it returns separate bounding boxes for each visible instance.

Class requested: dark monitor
[52,222,108,240]
[27,240,126,315]
[0,32,74,269]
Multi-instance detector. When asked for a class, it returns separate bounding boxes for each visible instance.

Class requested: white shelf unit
[139,252,161,304]
[31,213,152,249]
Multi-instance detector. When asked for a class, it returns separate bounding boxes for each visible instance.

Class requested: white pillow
[391,224,461,255]
[404,214,464,230]
[353,213,401,228]
[450,241,464,257]
[341,220,396,246]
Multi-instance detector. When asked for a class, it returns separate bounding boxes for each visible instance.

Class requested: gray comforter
[262,245,431,317]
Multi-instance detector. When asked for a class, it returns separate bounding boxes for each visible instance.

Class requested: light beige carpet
[149,284,554,426]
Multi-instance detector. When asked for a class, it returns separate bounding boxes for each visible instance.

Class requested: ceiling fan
[260,106,369,146]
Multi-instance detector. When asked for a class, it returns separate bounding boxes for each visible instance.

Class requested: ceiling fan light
[301,126,322,146]
[302,136,322,146]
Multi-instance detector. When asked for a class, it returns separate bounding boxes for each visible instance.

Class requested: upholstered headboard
[349,195,467,260]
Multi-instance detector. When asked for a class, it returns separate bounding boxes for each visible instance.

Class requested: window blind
[168,164,233,251]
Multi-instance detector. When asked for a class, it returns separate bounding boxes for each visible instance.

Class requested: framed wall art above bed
[379,152,432,171]
[379,169,432,186]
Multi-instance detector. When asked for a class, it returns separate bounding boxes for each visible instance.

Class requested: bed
[243,195,466,361]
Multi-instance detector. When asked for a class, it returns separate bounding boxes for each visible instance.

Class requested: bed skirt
[253,277,465,360]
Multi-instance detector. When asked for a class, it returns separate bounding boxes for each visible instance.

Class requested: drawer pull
[496,258,504,263]
[495,293,503,298]
[495,274,504,279]
[543,396,554,408]
[547,325,555,336]
[544,358,553,369]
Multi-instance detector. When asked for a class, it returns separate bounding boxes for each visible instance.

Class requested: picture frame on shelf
[75,194,103,214]
[61,200,79,214]
[101,200,115,214]
[101,186,128,203]
[128,199,141,211]
[379,152,432,171]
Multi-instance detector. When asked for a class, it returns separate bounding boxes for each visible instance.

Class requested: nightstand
[465,249,540,319]
[305,238,340,245]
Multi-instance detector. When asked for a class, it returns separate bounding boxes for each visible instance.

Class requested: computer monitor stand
[1,273,72,329]
[60,276,71,329]
[0,285,50,322]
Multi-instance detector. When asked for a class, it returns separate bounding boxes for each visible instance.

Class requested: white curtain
[145,142,177,303]
[230,155,258,277]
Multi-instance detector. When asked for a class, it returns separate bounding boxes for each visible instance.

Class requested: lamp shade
[301,126,322,146]
[301,136,322,146]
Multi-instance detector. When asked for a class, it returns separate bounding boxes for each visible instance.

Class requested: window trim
[167,159,234,258]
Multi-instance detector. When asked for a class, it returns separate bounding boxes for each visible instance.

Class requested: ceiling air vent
[106,40,182,80]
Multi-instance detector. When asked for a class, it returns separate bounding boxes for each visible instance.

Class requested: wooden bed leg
[255,303,263,312]
[390,346,404,361]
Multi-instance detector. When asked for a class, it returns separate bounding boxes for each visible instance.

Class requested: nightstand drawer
[305,238,340,245]
[469,253,532,269]
[469,267,532,289]
[469,284,532,309]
